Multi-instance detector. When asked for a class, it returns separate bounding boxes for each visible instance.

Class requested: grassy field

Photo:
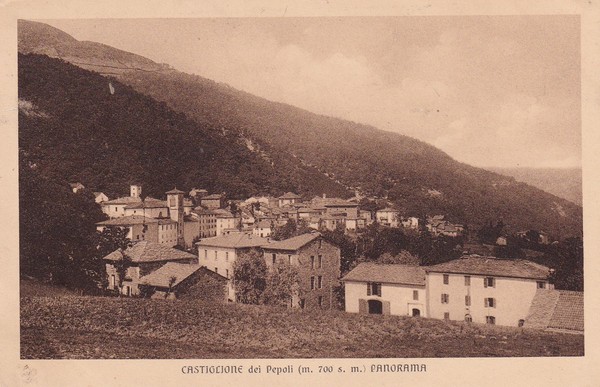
[21,294,584,359]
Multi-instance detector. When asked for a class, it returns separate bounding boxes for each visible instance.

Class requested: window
[367,282,382,296]
[537,281,546,289]
[465,314,472,323]
[214,251,218,261]
[318,296,323,307]
[214,267,218,274]
[518,319,525,327]
[484,277,495,288]
[485,298,496,308]
[443,274,449,285]
[310,256,315,269]
[288,255,292,264]
[464,276,471,286]
[317,276,323,289]
[272,253,276,265]
[225,269,229,279]
[441,293,449,304]
[311,276,315,290]
[413,290,419,301]
[486,316,496,325]
[444,312,450,320]
[318,255,323,268]
[465,295,471,306]
[225,252,229,262]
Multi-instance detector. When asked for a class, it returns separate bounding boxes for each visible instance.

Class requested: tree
[377,250,420,265]
[321,228,358,275]
[262,263,300,307]
[232,249,267,304]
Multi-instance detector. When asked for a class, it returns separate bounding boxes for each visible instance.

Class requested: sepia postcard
[1,0,599,386]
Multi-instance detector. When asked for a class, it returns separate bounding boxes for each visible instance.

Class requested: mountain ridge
[17,20,583,238]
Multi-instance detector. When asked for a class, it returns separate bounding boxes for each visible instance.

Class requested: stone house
[342,263,426,317]
[96,215,159,243]
[93,192,109,203]
[138,262,227,300]
[262,233,341,310]
[200,193,225,209]
[103,241,198,296]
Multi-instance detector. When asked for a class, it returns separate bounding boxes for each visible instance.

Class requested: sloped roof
[125,198,168,209]
[139,263,203,288]
[197,233,268,248]
[69,182,84,188]
[183,198,193,207]
[166,188,185,194]
[279,192,302,199]
[202,194,224,200]
[323,198,358,207]
[426,256,551,280]
[262,233,320,251]
[103,241,196,263]
[377,207,398,213]
[96,215,158,226]
[255,220,273,228]
[213,209,235,218]
[342,262,426,286]
[102,196,142,205]
[525,289,583,332]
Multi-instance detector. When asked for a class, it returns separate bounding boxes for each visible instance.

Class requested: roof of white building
[197,233,268,248]
[425,256,551,280]
[278,192,302,199]
[96,215,158,226]
[342,262,426,286]
[103,241,196,263]
[102,196,142,205]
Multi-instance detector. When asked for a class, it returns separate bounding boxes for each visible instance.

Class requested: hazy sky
[44,17,581,169]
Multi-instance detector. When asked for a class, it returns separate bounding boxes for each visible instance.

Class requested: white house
[278,192,302,207]
[253,219,273,238]
[342,263,426,317]
[93,192,109,203]
[425,256,553,327]
[376,208,399,227]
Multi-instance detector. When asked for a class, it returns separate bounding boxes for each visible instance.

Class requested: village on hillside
[65,182,583,332]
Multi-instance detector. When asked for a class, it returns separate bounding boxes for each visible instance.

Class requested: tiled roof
[377,208,398,213]
[213,209,235,218]
[202,194,224,200]
[255,220,273,228]
[525,289,583,332]
[197,233,268,248]
[166,188,185,194]
[139,262,203,288]
[69,182,84,188]
[342,262,426,286]
[125,199,168,209]
[425,256,551,280]
[157,218,176,225]
[102,196,142,205]
[96,215,158,226]
[262,233,320,251]
[103,241,196,263]
[279,192,302,199]
[192,208,218,215]
[323,198,358,207]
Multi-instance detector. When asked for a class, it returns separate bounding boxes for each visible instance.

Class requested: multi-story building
[376,208,400,227]
[197,234,269,301]
[96,215,159,243]
[425,256,553,327]
[278,192,302,207]
[262,233,341,310]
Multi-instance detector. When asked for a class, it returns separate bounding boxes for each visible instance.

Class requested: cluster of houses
[80,183,581,332]
[92,184,425,251]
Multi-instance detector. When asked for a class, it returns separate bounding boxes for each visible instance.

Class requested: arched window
[518,319,525,327]
[465,314,473,323]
